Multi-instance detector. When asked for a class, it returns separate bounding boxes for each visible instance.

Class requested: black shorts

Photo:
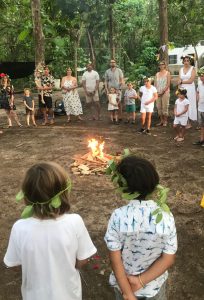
[38,95,53,109]
[26,108,34,114]
[0,100,16,110]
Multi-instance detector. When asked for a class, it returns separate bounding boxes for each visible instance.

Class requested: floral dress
[63,80,83,116]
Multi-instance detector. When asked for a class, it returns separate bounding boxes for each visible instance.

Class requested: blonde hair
[22,162,71,219]
[24,88,31,95]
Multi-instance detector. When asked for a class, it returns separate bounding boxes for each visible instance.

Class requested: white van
[168,40,204,74]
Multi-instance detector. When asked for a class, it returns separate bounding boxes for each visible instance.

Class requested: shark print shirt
[104,200,177,298]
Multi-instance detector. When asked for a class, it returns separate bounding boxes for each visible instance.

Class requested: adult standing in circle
[37,66,55,125]
[178,55,197,127]
[155,61,171,126]
[82,63,100,120]
[105,59,124,121]
[0,74,22,127]
[61,67,83,123]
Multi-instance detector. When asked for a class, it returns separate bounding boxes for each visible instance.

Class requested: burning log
[71,138,114,175]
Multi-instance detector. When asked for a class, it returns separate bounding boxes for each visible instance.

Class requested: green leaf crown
[106,149,171,223]
[16,180,72,219]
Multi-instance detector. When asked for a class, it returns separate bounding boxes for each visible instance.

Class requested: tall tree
[31,0,45,66]
[158,0,168,65]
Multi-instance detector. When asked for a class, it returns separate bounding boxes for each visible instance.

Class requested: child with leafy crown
[173,88,189,142]
[105,155,177,300]
[4,162,97,300]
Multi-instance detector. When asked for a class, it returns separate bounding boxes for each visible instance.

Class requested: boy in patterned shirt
[105,156,177,300]
[124,82,138,124]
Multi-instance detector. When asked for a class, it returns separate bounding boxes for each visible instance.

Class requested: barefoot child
[193,69,204,146]
[105,155,177,300]
[4,162,97,300]
[124,82,137,124]
[138,77,158,134]
[23,88,37,127]
[108,87,119,124]
[173,88,189,142]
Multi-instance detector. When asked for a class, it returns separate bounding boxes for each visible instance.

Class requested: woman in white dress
[178,55,197,127]
[61,68,83,123]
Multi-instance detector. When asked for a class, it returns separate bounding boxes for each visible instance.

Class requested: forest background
[1,0,204,85]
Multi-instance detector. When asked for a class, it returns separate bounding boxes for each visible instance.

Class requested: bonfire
[70,138,113,175]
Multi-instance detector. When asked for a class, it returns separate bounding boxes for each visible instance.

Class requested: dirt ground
[0,91,203,300]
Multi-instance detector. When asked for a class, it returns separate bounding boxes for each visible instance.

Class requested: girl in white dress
[61,68,83,123]
[108,87,119,124]
[178,55,197,127]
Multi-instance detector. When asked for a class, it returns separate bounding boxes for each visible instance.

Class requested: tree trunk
[74,39,78,78]
[31,0,45,67]
[109,4,115,59]
[158,0,168,65]
[87,29,96,68]
[73,26,83,79]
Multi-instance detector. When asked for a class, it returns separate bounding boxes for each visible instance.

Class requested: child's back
[105,199,176,297]
[4,162,96,300]
[104,156,177,300]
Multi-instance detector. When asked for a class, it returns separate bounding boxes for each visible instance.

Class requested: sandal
[173,136,179,140]
[177,137,184,142]
[156,122,163,126]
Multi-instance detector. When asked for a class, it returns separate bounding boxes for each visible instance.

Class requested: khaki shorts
[156,92,170,116]
[85,91,99,103]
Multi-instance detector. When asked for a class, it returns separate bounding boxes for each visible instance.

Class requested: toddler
[173,88,189,142]
[108,87,119,124]
[23,88,37,126]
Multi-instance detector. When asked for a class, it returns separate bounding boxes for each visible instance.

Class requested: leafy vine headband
[106,149,171,223]
[16,179,72,219]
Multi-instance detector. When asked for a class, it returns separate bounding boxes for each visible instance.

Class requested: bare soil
[0,92,203,300]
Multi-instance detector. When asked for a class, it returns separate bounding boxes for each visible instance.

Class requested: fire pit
[70,138,114,175]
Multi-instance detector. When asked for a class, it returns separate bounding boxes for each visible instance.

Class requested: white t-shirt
[4,214,97,300]
[82,70,99,92]
[139,85,157,108]
[197,81,204,112]
[175,98,190,117]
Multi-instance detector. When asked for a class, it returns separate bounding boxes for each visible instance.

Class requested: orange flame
[88,138,104,158]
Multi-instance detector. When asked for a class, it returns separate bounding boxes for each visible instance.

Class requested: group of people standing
[0,56,203,146]
[60,59,124,123]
